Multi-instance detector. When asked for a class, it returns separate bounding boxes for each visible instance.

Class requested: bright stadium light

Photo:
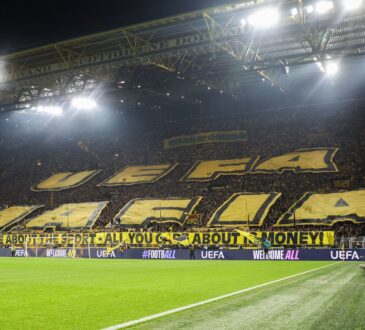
[240,18,247,27]
[248,8,279,28]
[306,5,314,13]
[37,105,63,116]
[315,1,334,14]
[71,97,97,110]
[291,7,299,16]
[326,61,339,75]
[343,0,362,11]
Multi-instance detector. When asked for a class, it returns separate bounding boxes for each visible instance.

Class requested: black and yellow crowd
[0,102,365,240]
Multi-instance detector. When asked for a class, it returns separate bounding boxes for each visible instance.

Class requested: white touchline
[102,262,339,330]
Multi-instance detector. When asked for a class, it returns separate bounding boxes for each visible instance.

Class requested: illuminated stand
[349,236,365,249]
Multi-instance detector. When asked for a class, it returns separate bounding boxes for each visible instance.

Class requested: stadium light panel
[71,97,97,110]
[37,105,63,116]
[315,1,334,14]
[326,61,339,75]
[291,7,299,16]
[306,5,314,13]
[343,0,362,11]
[248,8,279,28]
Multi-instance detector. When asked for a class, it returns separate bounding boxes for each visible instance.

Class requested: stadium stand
[1,102,365,246]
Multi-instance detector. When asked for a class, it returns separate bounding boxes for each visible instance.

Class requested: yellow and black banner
[277,190,365,226]
[181,157,258,182]
[25,202,108,229]
[208,192,281,227]
[98,163,178,186]
[32,170,101,192]
[163,130,248,149]
[252,148,338,174]
[113,197,202,228]
[0,205,43,231]
[2,230,334,247]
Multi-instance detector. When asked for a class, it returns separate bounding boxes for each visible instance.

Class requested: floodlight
[71,97,97,110]
[291,7,299,16]
[315,1,334,14]
[37,105,63,116]
[326,61,339,75]
[306,5,314,13]
[343,0,362,11]
[248,8,279,28]
[240,18,247,27]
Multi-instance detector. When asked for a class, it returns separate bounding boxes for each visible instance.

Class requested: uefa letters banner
[277,190,365,226]
[32,170,101,192]
[98,163,178,186]
[3,230,334,247]
[181,157,258,182]
[208,192,281,227]
[113,197,202,228]
[252,148,338,174]
[0,205,43,231]
[163,130,248,149]
[25,202,108,229]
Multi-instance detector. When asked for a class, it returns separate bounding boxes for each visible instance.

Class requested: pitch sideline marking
[102,262,339,330]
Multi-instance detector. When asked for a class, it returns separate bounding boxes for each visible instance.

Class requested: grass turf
[0,259,361,329]
[138,262,365,330]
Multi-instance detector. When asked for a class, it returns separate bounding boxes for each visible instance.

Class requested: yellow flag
[235,229,262,244]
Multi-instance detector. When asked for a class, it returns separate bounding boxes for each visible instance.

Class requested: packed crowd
[0,102,365,241]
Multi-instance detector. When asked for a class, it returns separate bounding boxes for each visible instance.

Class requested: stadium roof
[1,0,365,112]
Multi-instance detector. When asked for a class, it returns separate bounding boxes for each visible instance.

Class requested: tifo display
[2,1,365,329]
[30,148,339,190]
[1,189,365,230]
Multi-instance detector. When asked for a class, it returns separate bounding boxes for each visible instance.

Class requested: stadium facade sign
[2,248,364,261]
[163,130,248,149]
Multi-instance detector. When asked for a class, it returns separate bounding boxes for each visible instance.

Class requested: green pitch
[0,259,363,329]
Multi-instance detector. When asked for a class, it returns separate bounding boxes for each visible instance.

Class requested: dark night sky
[0,0,235,53]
